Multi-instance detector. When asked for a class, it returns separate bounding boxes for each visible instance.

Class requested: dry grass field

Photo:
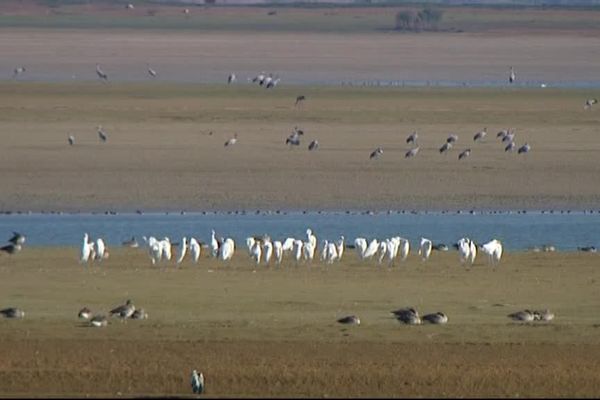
[1,248,600,397]
[0,83,599,212]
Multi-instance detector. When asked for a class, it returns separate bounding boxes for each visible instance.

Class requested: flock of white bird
[80,229,504,267]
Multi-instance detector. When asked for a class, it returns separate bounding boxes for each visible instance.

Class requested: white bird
[457,238,472,265]
[95,238,106,261]
[406,131,418,145]
[273,240,283,264]
[250,240,262,265]
[303,240,315,262]
[509,66,516,84]
[405,147,419,158]
[246,237,256,256]
[468,240,477,265]
[210,230,219,258]
[480,239,503,266]
[251,71,266,85]
[398,237,410,261]
[80,233,93,263]
[97,126,107,143]
[126,3,134,10]
[189,237,201,263]
[219,238,235,261]
[68,135,75,146]
[228,73,236,84]
[306,229,317,254]
[473,128,487,142]
[292,239,303,262]
[12,66,26,79]
[176,236,188,264]
[336,236,345,261]
[370,147,383,160]
[149,241,162,265]
[147,65,158,78]
[282,237,295,252]
[363,239,379,259]
[354,237,368,259]
[96,64,108,81]
[183,8,190,15]
[266,77,280,89]
[325,241,338,264]
[191,370,204,394]
[377,241,388,264]
[320,240,329,262]
[518,143,531,154]
[418,238,432,261]
[224,133,238,147]
[160,237,172,261]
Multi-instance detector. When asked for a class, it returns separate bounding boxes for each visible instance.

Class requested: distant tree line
[394,7,444,32]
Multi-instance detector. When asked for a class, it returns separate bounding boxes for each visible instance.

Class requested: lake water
[0,211,598,251]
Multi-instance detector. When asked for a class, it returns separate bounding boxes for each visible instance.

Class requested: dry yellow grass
[1,248,600,397]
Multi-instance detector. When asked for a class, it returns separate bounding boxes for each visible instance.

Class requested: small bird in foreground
[370,147,383,160]
[337,315,360,325]
[191,370,205,394]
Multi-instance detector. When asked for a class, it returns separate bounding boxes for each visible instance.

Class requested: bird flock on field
[11,63,587,159]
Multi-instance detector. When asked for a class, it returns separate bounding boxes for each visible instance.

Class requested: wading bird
[509,66,516,84]
[68,135,75,146]
[405,147,419,158]
[191,370,204,394]
[147,64,157,78]
[228,73,236,84]
[308,140,319,151]
[473,128,487,142]
[480,239,503,266]
[96,64,108,81]
[370,147,383,160]
[12,66,26,80]
[224,133,238,147]
[419,238,432,261]
[584,98,598,110]
[97,126,108,143]
[439,142,452,154]
[295,95,306,106]
[406,131,418,145]
[458,148,471,160]
[518,143,531,154]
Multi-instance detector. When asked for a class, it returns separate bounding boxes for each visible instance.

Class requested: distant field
[1,248,600,397]
[1,2,600,33]
[0,83,599,212]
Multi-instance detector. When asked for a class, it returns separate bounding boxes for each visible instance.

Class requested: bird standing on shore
[406,131,418,145]
[405,147,419,158]
[509,66,516,84]
[97,126,108,143]
[473,128,487,142]
[584,98,598,110]
[12,66,26,80]
[228,73,236,84]
[191,370,205,394]
[147,64,158,78]
[370,147,383,160]
[224,133,238,147]
[458,148,471,160]
[295,95,306,106]
[68,135,75,146]
[96,64,108,81]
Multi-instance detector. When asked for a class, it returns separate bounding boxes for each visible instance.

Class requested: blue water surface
[0,211,598,251]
